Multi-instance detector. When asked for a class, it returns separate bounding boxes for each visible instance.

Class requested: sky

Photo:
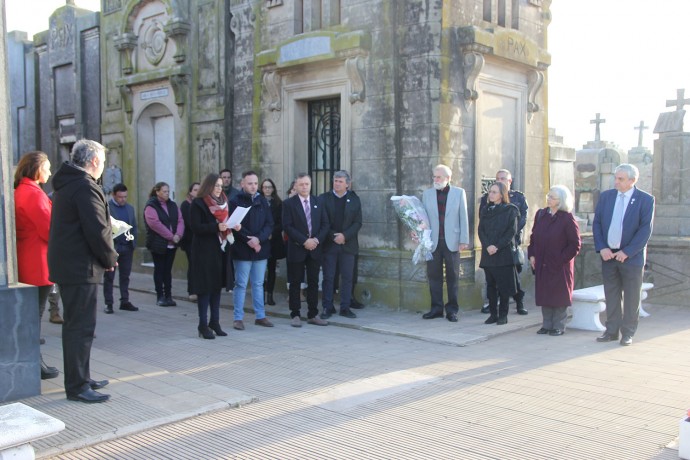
[5,0,690,152]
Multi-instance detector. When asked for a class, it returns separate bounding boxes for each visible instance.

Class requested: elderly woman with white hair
[527,185,581,336]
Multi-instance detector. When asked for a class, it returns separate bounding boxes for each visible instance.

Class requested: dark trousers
[103,247,133,305]
[322,246,355,312]
[197,290,221,326]
[182,248,194,295]
[602,259,643,337]
[426,243,461,314]
[485,266,511,318]
[37,285,52,332]
[60,283,98,396]
[266,257,278,294]
[541,306,568,330]
[151,248,177,298]
[287,255,321,319]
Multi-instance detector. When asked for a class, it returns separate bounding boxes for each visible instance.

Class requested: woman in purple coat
[528,185,581,336]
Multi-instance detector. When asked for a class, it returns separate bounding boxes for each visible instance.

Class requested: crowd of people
[13,137,654,404]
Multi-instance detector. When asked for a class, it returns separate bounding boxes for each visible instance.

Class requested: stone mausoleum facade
[12,0,553,310]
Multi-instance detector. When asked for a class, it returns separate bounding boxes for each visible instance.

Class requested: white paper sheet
[226,206,250,228]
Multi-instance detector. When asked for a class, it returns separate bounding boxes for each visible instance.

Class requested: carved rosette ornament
[527,70,544,123]
[164,18,191,64]
[346,56,366,104]
[114,33,138,75]
[141,20,168,66]
[462,51,484,112]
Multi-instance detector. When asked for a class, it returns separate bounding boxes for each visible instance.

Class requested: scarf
[203,193,232,249]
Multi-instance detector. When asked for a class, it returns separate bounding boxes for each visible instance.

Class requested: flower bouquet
[390,195,433,264]
[110,216,134,241]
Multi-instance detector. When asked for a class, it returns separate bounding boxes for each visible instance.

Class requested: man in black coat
[48,139,119,403]
[282,173,330,327]
[318,171,362,319]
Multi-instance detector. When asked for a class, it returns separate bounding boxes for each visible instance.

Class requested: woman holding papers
[190,173,240,339]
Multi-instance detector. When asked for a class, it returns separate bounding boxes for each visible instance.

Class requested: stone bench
[0,402,64,459]
[568,282,654,331]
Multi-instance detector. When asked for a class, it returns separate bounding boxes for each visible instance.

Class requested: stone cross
[590,112,606,142]
[634,120,648,148]
[666,88,690,111]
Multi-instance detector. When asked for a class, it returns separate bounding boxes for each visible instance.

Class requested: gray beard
[433,182,448,191]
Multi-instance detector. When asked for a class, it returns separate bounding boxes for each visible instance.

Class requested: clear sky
[5,0,690,152]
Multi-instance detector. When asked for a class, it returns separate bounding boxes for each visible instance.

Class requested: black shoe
[67,388,110,403]
[266,293,276,306]
[340,309,357,319]
[536,327,550,335]
[516,308,528,315]
[320,308,335,320]
[422,310,444,320]
[484,316,498,325]
[596,332,620,342]
[198,325,216,339]
[89,379,109,390]
[446,313,458,322]
[497,316,508,325]
[157,297,167,306]
[480,305,490,314]
[165,297,177,306]
[208,322,228,336]
[549,329,564,336]
[620,335,633,346]
[350,298,365,309]
[119,301,138,312]
[41,360,59,380]
[104,304,114,314]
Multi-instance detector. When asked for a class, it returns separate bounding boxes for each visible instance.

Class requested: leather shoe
[119,301,138,311]
[67,388,110,404]
[291,316,302,328]
[480,305,490,314]
[536,327,550,335]
[596,332,620,342]
[89,379,109,390]
[307,317,328,326]
[233,320,245,331]
[446,313,458,322]
[422,310,444,320]
[516,307,528,315]
[620,335,633,346]
[104,304,114,314]
[549,329,564,336]
[254,318,274,327]
[41,362,59,380]
[497,316,508,325]
[339,309,357,319]
[350,298,365,309]
[484,316,498,325]
[320,308,335,320]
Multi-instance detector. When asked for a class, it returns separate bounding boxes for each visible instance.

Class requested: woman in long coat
[528,185,581,336]
[14,151,60,379]
[190,173,240,339]
[478,182,519,325]
[261,178,286,306]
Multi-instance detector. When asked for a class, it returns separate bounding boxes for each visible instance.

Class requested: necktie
[303,199,312,236]
[607,193,625,249]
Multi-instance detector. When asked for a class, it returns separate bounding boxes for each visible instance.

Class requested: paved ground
[12,272,689,459]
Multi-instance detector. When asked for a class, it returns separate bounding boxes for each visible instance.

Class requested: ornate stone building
[13,0,553,309]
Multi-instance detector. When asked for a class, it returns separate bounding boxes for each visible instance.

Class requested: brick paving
[10,272,689,459]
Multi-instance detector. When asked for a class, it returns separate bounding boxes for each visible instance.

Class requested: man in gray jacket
[421,164,470,322]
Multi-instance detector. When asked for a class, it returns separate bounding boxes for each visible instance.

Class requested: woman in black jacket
[180,182,200,301]
[190,174,240,339]
[261,178,286,306]
[478,182,519,325]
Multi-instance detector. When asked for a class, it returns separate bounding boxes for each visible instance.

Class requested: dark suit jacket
[592,186,655,267]
[282,194,330,262]
[319,190,362,255]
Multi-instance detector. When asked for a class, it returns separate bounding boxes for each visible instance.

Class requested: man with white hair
[593,163,654,346]
[420,164,470,322]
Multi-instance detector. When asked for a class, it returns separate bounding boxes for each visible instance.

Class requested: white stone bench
[569,282,654,331]
[0,402,64,459]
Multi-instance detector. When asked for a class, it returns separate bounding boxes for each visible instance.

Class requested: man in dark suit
[593,163,654,346]
[48,139,119,403]
[319,171,362,320]
[282,173,330,327]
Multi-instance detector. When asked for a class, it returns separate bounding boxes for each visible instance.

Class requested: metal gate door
[308,98,341,196]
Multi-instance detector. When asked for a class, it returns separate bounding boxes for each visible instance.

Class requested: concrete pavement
[8,271,689,459]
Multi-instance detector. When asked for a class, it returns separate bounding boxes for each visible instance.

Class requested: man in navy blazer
[421,164,470,322]
[282,173,330,327]
[593,163,654,346]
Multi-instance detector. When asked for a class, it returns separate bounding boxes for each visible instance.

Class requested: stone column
[0,0,41,402]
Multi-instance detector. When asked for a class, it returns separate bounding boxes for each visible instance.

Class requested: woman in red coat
[14,151,59,379]
[527,185,581,336]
